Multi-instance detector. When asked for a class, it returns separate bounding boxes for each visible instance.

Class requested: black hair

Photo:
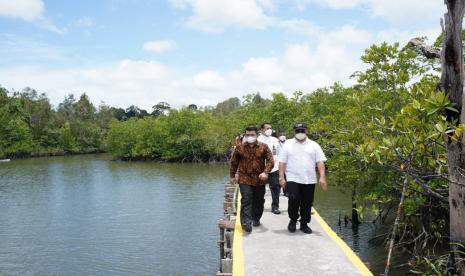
[271,129,278,138]
[260,122,272,129]
[245,125,258,133]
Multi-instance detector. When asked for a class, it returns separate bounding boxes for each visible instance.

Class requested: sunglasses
[295,129,306,133]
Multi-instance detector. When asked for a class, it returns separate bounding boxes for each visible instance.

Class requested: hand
[259,173,268,182]
[319,176,327,191]
[230,177,237,184]
[279,178,287,188]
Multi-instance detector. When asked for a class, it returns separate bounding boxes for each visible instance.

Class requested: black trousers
[239,184,266,226]
[268,171,281,209]
[287,182,315,224]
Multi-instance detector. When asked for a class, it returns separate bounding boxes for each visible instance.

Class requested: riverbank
[115,155,230,163]
[0,148,105,160]
[1,148,231,163]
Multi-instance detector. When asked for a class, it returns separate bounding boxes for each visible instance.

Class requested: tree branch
[408,38,441,59]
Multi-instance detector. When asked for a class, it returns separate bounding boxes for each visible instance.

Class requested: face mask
[278,136,286,142]
[246,136,257,144]
[264,129,273,136]
[295,133,307,141]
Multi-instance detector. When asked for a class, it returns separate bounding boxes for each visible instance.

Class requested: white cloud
[312,0,369,9]
[143,40,177,54]
[0,0,66,34]
[321,25,372,45]
[0,25,374,109]
[240,57,283,84]
[371,0,445,27]
[168,0,364,40]
[0,60,176,109]
[277,19,322,37]
[0,34,70,64]
[75,16,93,28]
[170,0,275,32]
[230,25,372,94]
[0,0,43,21]
[193,70,227,91]
[376,27,441,45]
[37,17,67,34]
[298,0,445,29]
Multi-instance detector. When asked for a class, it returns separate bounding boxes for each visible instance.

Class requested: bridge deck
[232,190,373,276]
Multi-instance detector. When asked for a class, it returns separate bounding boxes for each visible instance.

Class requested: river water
[0,154,390,275]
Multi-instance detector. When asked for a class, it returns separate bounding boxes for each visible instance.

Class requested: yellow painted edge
[313,209,373,276]
[232,191,244,276]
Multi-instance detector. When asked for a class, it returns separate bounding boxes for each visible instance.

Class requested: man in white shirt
[257,123,282,214]
[276,130,288,196]
[278,123,328,234]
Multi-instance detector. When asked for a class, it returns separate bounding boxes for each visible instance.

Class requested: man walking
[278,123,327,234]
[276,130,288,196]
[230,125,274,233]
[257,123,282,214]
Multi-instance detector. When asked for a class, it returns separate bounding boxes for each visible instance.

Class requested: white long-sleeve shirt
[257,134,280,173]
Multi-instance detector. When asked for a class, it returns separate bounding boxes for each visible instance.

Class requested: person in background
[231,132,245,182]
[276,130,288,196]
[278,123,327,234]
[231,133,243,155]
[258,123,282,215]
[230,125,274,233]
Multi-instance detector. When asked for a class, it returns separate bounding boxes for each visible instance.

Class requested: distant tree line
[0,86,187,158]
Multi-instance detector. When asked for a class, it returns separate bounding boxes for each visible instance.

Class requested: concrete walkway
[232,191,373,276]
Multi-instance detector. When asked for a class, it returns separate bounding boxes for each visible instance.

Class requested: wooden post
[221,259,232,274]
[217,183,238,274]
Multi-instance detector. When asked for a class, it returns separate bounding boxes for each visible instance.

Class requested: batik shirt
[230,141,274,186]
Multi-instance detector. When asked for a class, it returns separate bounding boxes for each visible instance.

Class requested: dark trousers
[287,182,315,224]
[239,184,266,226]
[268,171,281,209]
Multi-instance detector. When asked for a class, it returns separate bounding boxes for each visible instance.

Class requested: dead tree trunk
[441,0,465,274]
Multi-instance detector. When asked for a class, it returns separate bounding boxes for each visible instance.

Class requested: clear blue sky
[0,0,444,110]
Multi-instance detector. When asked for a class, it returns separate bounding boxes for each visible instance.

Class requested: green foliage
[59,122,78,153]
[213,97,241,115]
[0,88,110,157]
[0,118,34,156]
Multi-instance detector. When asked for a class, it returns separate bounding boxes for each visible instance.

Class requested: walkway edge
[313,210,373,276]
[232,191,244,276]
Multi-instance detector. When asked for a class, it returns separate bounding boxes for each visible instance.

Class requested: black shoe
[300,223,312,234]
[288,220,297,233]
[242,224,252,233]
[272,208,281,215]
[252,220,261,227]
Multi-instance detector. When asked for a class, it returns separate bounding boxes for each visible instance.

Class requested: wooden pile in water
[216,182,237,276]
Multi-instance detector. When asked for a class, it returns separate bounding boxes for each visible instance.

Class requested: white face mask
[245,136,257,144]
[264,129,273,137]
[278,136,286,142]
[295,133,307,141]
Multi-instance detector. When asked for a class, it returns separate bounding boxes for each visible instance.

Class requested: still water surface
[0,154,387,275]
